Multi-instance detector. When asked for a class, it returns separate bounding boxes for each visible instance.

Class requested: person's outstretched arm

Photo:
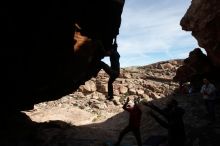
[144,102,168,119]
[149,111,169,129]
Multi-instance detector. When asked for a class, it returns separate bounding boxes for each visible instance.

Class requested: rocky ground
[26,60,181,123]
[21,59,220,146]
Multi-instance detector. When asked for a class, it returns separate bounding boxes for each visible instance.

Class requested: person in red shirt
[115,97,142,146]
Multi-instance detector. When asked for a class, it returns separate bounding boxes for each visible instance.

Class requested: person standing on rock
[90,38,120,101]
[115,97,142,146]
[144,99,186,146]
[106,38,120,100]
[93,38,120,101]
[79,37,120,101]
[200,78,216,121]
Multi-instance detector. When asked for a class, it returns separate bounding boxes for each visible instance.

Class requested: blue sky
[103,0,198,67]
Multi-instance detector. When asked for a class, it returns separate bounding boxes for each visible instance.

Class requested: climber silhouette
[106,38,120,100]
[86,38,120,100]
[144,99,186,146]
[78,38,120,100]
[115,97,142,146]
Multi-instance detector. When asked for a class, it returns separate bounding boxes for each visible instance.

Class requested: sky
[103,0,198,67]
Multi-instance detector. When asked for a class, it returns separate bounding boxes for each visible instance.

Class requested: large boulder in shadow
[1,0,125,111]
[181,0,220,67]
[173,48,219,91]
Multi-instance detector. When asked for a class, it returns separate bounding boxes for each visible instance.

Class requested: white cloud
[111,0,198,67]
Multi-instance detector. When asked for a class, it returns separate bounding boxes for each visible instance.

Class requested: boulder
[1,0,125,112]
[128,88,137,95]
[173,48,217,90]
[160,63,173,70]
[119,86,128,94]
[180,0,220,88]
[123,72,132,79]
[136,89,145,96]
[96,81,108,93]
[81,81,97,92]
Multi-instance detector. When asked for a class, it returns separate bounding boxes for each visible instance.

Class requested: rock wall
[181,0,220,67]
[0,0,125,111]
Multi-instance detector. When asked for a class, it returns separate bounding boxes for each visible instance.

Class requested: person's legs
[107,76,116,100]
[207,100,216,121]
[132,128,142,146]
[107,71,118,100]
[204,99,209,115]
[115,126,131,146]
[100,62,118,100]
[159,139,169,146]
[171,140,185,146]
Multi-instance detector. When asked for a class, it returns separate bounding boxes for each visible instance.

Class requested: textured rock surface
[173,48,215,90]
[1,0,125,111]
[181,0,220,67]
[178,0,220,89]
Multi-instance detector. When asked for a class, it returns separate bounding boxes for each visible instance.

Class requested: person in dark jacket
[200,78,216,121]
[144,99,186,146]
[106,40,120,100]
[79,38,120,101]
[115,97,142,146]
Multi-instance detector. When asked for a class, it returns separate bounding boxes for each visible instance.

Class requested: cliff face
[181,0,220,67]
[1,0,125,111]
[174,0,220,89]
